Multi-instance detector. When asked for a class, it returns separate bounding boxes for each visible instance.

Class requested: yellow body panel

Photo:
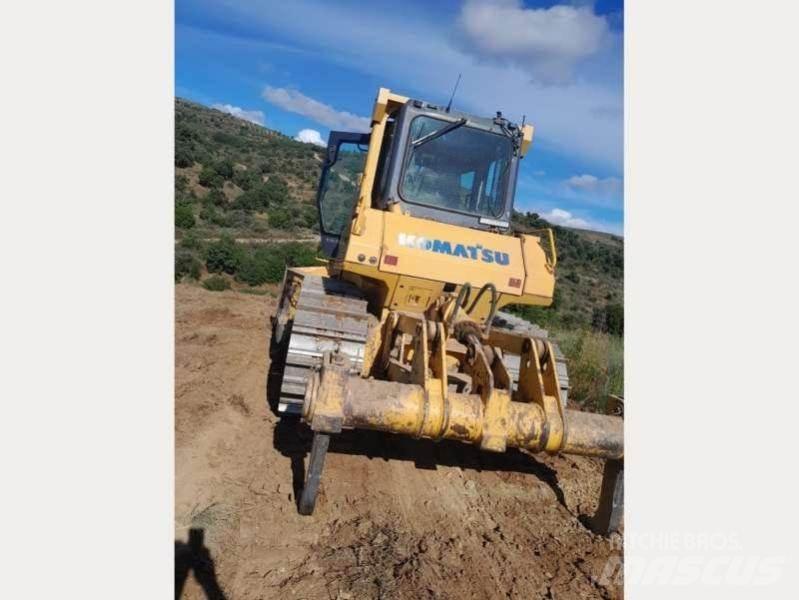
[332,87,558,318]
[380,211,525,296]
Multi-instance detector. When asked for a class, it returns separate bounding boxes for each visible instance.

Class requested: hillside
[174,98,623,331]
[175,98,323,238]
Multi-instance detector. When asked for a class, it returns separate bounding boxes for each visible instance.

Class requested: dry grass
[552,328,623,410]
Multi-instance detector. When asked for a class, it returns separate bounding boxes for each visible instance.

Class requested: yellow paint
[520,123,534,157]
[380,211,525,296]
[352,88,408,236]
[328,87,558,316]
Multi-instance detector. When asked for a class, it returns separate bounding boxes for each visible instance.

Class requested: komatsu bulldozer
[270,87,623,532]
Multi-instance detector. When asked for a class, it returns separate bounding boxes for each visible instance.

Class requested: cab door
[316,131,370,258]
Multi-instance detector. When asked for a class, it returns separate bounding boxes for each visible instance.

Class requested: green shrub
[268,207,293,229]
[175,250,202,282]
[591,302,624,336]
[175,148,193,168]
[205,235,244,274]
[281,242,318,267]
[236,247,284,285]
[175,203,195,229]
[205,188,227,207]
[202,275,231,291]
[234,242,318,286]
[232,187,265,211]
[605,303,624,336]
[179,231,202,250]
[215,159,234,179]
[232,169,256,190]
[552,328,623,408]
[299,204,318,229]
[175,174,189,193]
[199,165,223,188]
[262,177,290,205]
[199,203,230,227]
[227,210,253,230]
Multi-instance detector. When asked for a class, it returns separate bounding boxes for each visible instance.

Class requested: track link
[276,274,371,414]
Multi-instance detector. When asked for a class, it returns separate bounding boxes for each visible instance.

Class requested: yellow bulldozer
[270,87,623,533]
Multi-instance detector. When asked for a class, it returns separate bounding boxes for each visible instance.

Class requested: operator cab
[316,96,527,257]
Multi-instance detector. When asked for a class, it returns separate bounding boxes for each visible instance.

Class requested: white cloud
[543,208,590,229]
[211,103,265,126]
[262,86,370,132]
[180,1,622,169]
[457,1,609,84]
[538,207,622,235]
[565,174,623,196]
[294,128,326,147]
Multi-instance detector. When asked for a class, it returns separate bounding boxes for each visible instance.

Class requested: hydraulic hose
[466,282,498,335]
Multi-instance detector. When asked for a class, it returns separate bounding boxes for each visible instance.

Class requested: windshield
[401,116,512,218]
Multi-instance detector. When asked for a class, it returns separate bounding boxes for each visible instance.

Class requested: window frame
[397,115,513,220]
[315,131,370,258]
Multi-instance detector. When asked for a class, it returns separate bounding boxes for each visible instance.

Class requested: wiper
[412,118,467,148]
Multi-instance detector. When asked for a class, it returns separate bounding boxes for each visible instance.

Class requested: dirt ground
[175,283,624,599]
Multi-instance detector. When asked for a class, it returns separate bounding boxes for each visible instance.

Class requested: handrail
[529,228,557,271]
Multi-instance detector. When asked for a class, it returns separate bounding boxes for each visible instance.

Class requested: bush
[605,303,624,336]
[591,302,624,336]
[299,204,318,229]
[175,175,188,193]
[281,242,318,267]
[202,275,230,291]
[199,203,230,227]
[205,188,227,207]
[553,328,623,409]
[205,235,244,274]
[199,165,223,188]
[215,159,234,179]
[175,203,195,229]
[227,210,253,230]
[232,187,265,211]
[179,231,202,250]
[175,249,202,282]
[262,177,290,205]
[234,242,319,286]
[232,169,256,191]
[175,148,193,168]
[268,207,293,229]
[236,247,285,285]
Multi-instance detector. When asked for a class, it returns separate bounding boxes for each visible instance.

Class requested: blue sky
[176,0,623,235]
